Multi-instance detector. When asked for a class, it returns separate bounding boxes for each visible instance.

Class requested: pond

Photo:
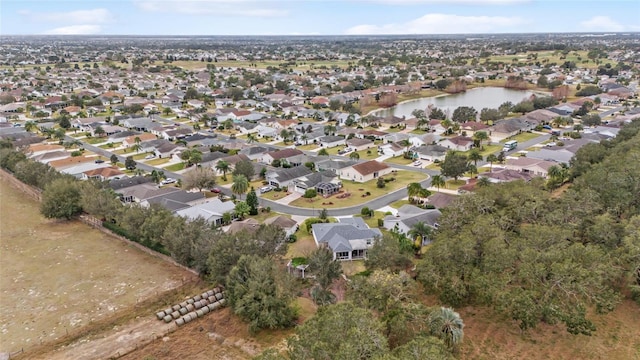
[373,87,538,118]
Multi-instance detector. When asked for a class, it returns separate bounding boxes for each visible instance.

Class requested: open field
[0,179,194,354]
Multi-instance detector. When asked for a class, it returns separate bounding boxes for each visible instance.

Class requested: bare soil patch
[0,179,195,355]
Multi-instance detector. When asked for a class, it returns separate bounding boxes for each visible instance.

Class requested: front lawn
[354,211,388,229]
[261,190,289,201]
[289,170,427,209]
[325,145,347,155]
[351,149,378,161]
[85,137,108,145]
[297,144,319,151]
[145,157,170,166]
[502,132,540,144]
[99,142,121,149]
[410,129,427,135]
[445,179,467,190]
[384,156,413,165]
[390,199,410,209]
[164,162,185,172]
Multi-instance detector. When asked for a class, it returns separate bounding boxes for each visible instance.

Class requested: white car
[161,178,176,185]
[412,160,422,166]
[144,154,155,160]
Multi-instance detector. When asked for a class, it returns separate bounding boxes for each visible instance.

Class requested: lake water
[373,87,536,118]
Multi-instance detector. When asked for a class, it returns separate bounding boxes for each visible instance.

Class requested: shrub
[287,234,298,243]
[274,187,283,192]
[361,207,372,217]
[304,188,318,198]
[377,218,384,227]
[377,177,386,188]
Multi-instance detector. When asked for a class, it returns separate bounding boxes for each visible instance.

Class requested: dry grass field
[0,179,194,355]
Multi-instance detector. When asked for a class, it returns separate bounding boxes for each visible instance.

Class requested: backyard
[289,171,427,208]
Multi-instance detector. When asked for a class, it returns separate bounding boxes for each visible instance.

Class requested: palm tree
[300,134,309,145]
[477,176,492,187]
[407,182,423,204]
[547,165,563,182]
[190,149,202,167]
[280,129,291,144]
[428,307,465,351]
[349,152,360,160]
[486,154,498,172]
[131,143,142,153]
[150,169,165,184]
[247,133,257,144]
[24,121,37,133]
[430,174,445,192]
[467,149,482,167]
[408,221,433,246]
[216,160,230,181]
[573,124,584,133]
[472,131,489,150]
[231,174,249,200]
[53,128,66,143]
[323,124,336,136]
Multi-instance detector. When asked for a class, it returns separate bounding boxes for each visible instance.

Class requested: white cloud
[20,8,113,25]
[580,16,624,32]
[133,0,288,17]
[43,25,102,35]
[345,13,525,35]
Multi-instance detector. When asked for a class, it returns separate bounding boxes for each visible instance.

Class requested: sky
[1,0,638,36]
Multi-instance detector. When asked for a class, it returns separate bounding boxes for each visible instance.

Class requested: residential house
[260,148,304,165]
[378,142,406,157]
[488,117,533,142]
[115,183,180,203]
[504,157,557,178]
[346,138,374,152]
[315,158,358,174]
[264,215,299,238]
[440,135,474,152]
[290,170,340,194]
[408,133,440,147]
[227,218,260,234]
[319,135,346,148]
[426,192,456,209]
[460,121,489,136]
[479,169,536,183]
[383,205,441,243]
[414,144,448,161]
[339,160,393,183]
[81,166,126,181]
[154,141,185,159]
[175,198,236,226]
[266,166,314,189]
[239,145,274,161]
[312,217,383,260]
[141,190,207,212]
[122,132,157,147]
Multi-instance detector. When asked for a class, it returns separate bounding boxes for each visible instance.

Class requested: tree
[429,107,446,120]
[231,174,249,199]
[451,106,477,123]
[53,128,66,143]
[366,233,413,273]
[318,208,328,220]
[93,125,105,137]
[150,169,166,184]
[78,181,121,221]
[477,176,492,187]
[329,99,342,111]
[233,159,255,180]
[472,131,489,149]
[430,174,445,192]
[485,154,498,171]
[307,247,342,305]
[377,177,386,188]
[479,108,500,123]
[407,182,423,204]
[323,124,336,136]
[58,116,71,129]
[280,129,291,144]
[513,100,534,114]
[162,107,172,116]
[428,307,465,351]
[40,178,82,220]
[189,149,202,167]
[467,149,483,167]
[582,114,602,127]
[215,160,230,181]
[24,121,37,132]
[124,155,136,170]
[440,151,469,181]
[349,152,360,160]
[318,148,329,156]
[234,201,251,219]
[246,188,259,215]
[182,167,216,191]
[408,221,433,244]
[288,303,388,360]
[226,255,296,334]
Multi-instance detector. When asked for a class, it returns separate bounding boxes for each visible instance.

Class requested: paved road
[600,106,625,118]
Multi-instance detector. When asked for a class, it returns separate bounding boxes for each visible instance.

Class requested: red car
[210,188,221,193]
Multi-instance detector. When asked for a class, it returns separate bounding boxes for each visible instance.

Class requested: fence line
[0,168,41,201]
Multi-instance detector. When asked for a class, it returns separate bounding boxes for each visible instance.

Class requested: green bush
[304,188,318,198]
[377,218,384,227]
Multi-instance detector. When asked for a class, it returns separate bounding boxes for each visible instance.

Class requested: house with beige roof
[504,157,557,178]
[338,160,392,183]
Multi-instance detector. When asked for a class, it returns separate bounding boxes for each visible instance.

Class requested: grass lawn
[286,227,318,259]
[503,132,541,144]
[341,261,366,276]
[297,144,319,151]
[477,144,503,157]
[445,179,466,190]
[247,210,289,223]
[84,137,108,145]
[426,162,441,170]
[145,157,170,166]
[261,190,290,201]
[325,145,347,155]
[384,155,413,165]
[351,149,378,161]
[410,129,427,135]
[98,142,121,149]
[289,170,426,209]
[354,211,387,228]
[390,199,410,209]
[485,50,613,70]
[131,153,148,160]
[164,162,185,172]
[385,127,402,133]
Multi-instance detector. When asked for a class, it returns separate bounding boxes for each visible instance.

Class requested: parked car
[94,159,105,163]
[412,160,422,166]
[161,178,177,185]
[144,154,155,160]
[210,187,221,193]
[260,185,274,194]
